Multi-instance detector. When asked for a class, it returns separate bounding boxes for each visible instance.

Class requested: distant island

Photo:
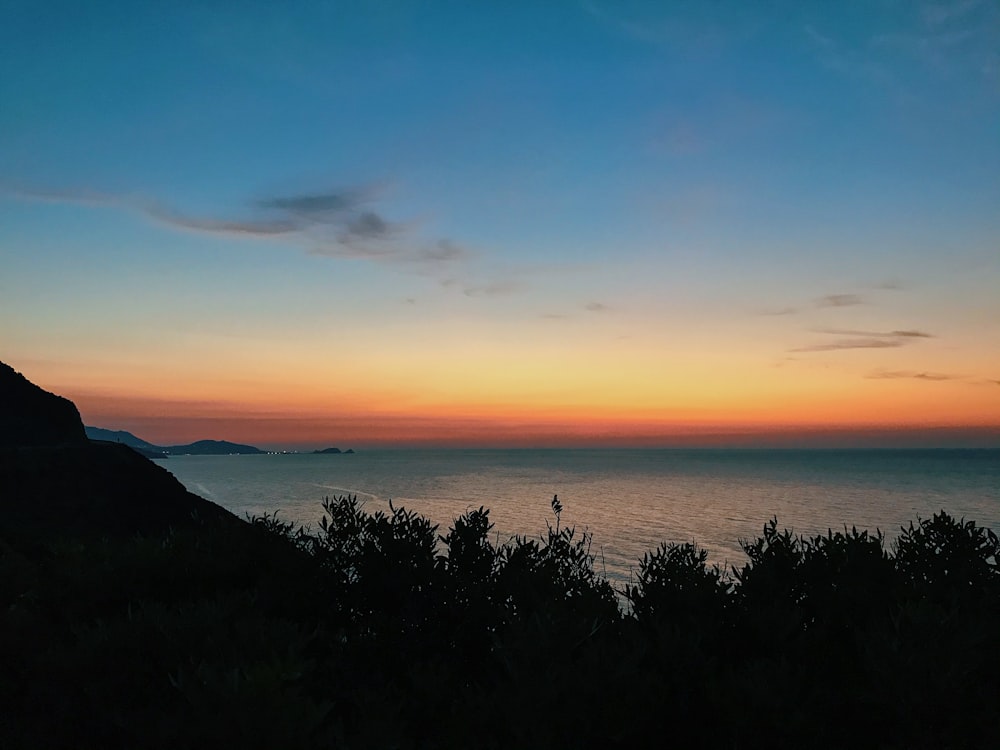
[164,439,264,456]
[84,426,264,456]
[84,426,353,456]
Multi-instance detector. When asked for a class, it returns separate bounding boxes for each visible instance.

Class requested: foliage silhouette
[3,494,1000,748]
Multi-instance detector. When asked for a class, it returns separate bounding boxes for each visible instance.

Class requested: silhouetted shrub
[496,496,619,628]
[626,541,729,627]
[5,493,1000,749]
[894,510,999,603]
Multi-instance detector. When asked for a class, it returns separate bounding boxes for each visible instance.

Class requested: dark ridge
[0,441,238,539]
[0,362,87,447]
[1,361,239,539]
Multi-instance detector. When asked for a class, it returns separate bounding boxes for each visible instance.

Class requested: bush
[626,541,728,626]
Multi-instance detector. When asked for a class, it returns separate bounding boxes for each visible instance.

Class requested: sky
[1,0,999,449]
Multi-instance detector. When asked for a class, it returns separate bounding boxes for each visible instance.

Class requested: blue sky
[1,0,998,447]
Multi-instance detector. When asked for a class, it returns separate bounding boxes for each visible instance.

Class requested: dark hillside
[0,361,237,539]
[0,441,237,540]
[0,362,87,447]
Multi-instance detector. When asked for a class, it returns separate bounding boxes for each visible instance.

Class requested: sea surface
[158,449,1000,585]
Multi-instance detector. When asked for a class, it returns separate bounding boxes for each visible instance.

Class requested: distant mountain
[164,439,264,455]
[85,426,166,456]
[312,447,355,454]
[85,427,264,456]
[2,362,87,447]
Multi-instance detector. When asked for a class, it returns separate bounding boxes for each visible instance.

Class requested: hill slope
[1,362,87,447]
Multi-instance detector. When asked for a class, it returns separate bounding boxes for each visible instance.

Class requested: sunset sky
[2,1,999,448]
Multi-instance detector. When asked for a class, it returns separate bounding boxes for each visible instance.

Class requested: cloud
[873,1,999,76]
[418,239,469,263]
[804,24,895,88]
[256,190,366,217]
[8,182,542,314]
[4,185,120,208]
[789,339,908,352]
[584,302,610,313]
[145,205,299,237]
[921,0,983,27]
[757,306,798,316]
[8,182,474,272]
[462,280,522,297]
[540,313,567,320]
[340,210,397,242]
[583,0,754,53]
[865,370,960,381]
[792,325,934,353]
[813,328,933,338]
[816,293,864,308]
[806,1,1000,94]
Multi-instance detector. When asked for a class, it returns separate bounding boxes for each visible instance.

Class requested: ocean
[158,448,1000,585]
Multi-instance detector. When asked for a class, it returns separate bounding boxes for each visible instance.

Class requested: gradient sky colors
[2,1,999,448]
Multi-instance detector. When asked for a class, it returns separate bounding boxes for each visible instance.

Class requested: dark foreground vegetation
[2,492,999,749]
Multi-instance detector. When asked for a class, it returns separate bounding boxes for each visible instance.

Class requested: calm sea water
[159,449,1000,584]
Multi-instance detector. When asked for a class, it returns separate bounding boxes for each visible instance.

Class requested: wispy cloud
[866,370,960,381]
[792,326,934,353]
[922,0,983,27]
[420,239,466,262]
[816,293,865,308]
[462,279,523,298]
[805,1,1000,93]
[583,1,735,52]
[256,190,366,216]
[584,301,611,313]
[812,327,933,338]
[804,24,894,87]
[146,205,300,237]
[790,338,908,352]
[4,185,120,208]
[873,0,999,76]
[151,187,417,258]
[757,306,798,316]
[7,183,474,270]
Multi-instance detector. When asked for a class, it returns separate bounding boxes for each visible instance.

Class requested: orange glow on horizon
[64,385,1000,450]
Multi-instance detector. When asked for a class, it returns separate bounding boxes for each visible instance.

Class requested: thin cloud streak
[866,370,960,381]
[813,327,934,338]
[757,306,798,316]
[790,338,908,352]
[256,190,367,216]
[145,205,299,237]
[816,293,865,308]
[462,279,523,297]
